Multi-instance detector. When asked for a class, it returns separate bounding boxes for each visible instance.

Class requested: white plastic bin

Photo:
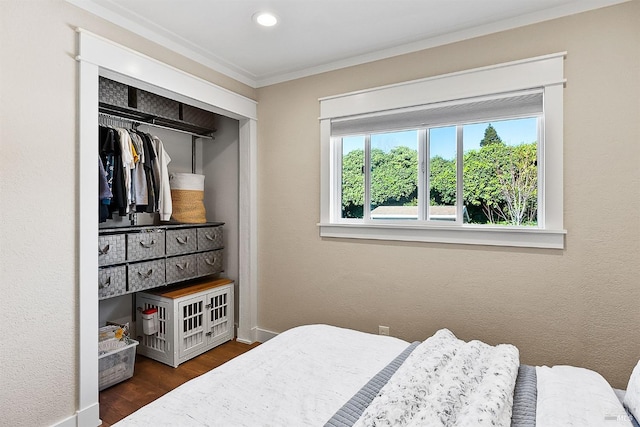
[98,338,139,391]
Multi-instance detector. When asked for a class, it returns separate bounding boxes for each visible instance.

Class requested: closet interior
[97,75,240,388]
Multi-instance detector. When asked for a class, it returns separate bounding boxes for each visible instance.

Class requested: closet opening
[77,28,258,427]
[97,75,241,353]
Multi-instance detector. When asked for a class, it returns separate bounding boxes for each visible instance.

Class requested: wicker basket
[170,173,206,223]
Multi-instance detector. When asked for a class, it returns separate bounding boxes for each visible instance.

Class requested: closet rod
[98,112,215,140]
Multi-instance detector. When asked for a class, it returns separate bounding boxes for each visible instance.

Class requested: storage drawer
[166,228,197,256]
[197,226,223,251]
[99,265,127,300]
[197,250,223,276]
[127,229,165,261]
[166,254,198,284]
[128,259,165,292]
[98,234,126,266]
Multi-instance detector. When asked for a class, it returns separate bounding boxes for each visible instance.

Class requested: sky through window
[342,117,537,158]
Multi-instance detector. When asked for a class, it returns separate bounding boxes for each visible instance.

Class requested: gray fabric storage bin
[98,234,126,267]
[127,229,165,262]
[99,77,129,108]
[182,104,217,129]
[197,226,223,251]
[137,89,180,120]
[166,228,197,256]
[197,250,223,276]
[128,259,166,292]
[166,254,198,284]
[99,265,127,300]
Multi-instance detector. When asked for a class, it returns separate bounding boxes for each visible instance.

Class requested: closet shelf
[99,103,217,138]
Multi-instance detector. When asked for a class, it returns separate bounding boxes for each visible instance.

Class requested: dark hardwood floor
[99,339,260,426]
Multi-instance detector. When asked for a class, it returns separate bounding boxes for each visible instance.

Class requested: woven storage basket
[170,173,206,223]
[98,77,128,108]
[182,104,217,129]
[137,89,180,120]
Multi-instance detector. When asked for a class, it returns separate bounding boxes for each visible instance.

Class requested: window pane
[462,118,538,226]
[370,130,418,220]
[429,126,457,222]
[341,136,365,218]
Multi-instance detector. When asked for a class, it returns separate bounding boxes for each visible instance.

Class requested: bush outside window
[340,118,539,227]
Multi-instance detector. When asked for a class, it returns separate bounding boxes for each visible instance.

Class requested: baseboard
[51,414,77,427]
[51,403,101,427]
[256,327,278,342]
[77,402,101,427]
[236,326,278,344]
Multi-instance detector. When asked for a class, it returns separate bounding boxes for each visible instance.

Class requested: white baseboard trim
[51,414,76,427]
[236,326,278,344]
[256,327,278,342]
[52,403,101,427]
[76,402,101,427]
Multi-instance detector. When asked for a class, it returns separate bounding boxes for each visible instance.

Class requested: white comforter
[536,365,633,427]
[353,329,520,427]
[114,324,410,426]
[114,324,631,427]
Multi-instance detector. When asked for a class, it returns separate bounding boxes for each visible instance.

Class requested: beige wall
[256,0,640,389]
[1,0,638,425]
[0,1,255,426]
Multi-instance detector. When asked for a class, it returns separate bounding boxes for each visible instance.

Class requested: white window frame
[319,53,566,249]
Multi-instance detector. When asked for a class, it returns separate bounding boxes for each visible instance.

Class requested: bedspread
[114,324,410,427]
[114,324,630,427]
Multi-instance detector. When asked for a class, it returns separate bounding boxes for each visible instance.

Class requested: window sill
[318,222,566,249]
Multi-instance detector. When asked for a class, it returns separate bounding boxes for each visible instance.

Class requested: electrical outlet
[379,325,390,336]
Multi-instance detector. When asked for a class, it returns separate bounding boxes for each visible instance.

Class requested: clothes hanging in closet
[152,135,172,222]
[98,155,113,223]
[98,125,172,222]
[99,126,126,219]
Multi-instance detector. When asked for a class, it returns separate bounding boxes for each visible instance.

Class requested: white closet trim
[77,29,257,120]
[75,29,258,427]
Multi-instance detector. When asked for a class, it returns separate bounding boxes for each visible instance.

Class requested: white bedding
[114,324,633,427]
[536,365,632,427]
[114,324,410,426]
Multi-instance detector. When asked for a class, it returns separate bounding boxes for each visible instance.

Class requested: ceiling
[69,0,628,88]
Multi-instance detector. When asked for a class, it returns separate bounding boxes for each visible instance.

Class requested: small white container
[140,307,159,335]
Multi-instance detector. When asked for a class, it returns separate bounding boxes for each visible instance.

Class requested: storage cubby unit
[98,223,224,299]
[135,278,234,367]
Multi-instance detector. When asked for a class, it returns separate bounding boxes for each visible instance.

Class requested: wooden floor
[99,339,260,426]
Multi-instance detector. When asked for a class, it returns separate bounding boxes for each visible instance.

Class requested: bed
[114,324,640,426]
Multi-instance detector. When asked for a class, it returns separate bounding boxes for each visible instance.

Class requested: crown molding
[67,0,629,88]
[66,0,258,87]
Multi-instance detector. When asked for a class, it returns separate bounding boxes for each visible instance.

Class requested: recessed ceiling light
[253,11,278,27]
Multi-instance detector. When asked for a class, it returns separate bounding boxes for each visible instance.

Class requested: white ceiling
[69,0,628,88]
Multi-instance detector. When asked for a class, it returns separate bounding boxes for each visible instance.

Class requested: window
[319,53,566,248]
